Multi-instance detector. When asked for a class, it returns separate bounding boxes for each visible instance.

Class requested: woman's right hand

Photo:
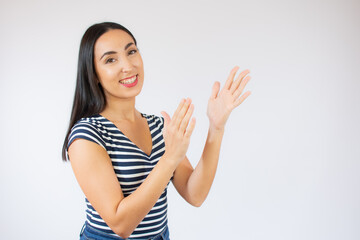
[161,98,196,167]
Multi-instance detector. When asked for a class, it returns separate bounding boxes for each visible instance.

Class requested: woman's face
[94,29,144,101]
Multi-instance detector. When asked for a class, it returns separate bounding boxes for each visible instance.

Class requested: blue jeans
[79,222,170,240]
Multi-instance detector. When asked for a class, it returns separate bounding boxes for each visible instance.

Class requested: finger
[185,118,196,138]
[224,66,239,90]
[160,111,171,128]
[233,91,251,108]
[172,98,186,120]
[175,98,191,129]
[233,76,251,99]
[230,69,250,94]
[210,81,220,99]
[179,103,194,134]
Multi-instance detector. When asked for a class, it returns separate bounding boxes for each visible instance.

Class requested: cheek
[104,68,117,77]
[134,56,144,71]
[98,66,119,81]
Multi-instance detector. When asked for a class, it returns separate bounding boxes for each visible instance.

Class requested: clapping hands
[206,66,251,131]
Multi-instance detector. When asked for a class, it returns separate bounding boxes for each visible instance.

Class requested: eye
[105,58,116,64]
[128,49,137,55]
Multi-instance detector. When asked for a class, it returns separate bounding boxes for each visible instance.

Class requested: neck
[100,96,139,122]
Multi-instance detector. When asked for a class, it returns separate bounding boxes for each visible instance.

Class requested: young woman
[62,22,251,240]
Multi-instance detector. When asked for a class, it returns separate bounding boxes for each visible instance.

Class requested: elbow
[189,198,205,208]
[109,218,134,239]
[112,226,132,239]
[108,207,135,238]
[118,232,132,239]
[194,200,205,208]
[192,202,203,208]
[186,192,207,208]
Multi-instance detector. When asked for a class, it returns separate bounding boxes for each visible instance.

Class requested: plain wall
[0,0,359,239]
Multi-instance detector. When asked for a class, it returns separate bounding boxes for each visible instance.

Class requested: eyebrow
[99,42,135,60]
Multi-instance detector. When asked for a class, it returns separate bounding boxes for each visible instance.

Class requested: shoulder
[67,115,107,151]
[141,113,164,129]
[71,115,106,131]
[70,115,105,138]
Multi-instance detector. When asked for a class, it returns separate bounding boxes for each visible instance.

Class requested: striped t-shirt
[67,113,168,239]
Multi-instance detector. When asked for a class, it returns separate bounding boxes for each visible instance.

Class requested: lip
[119,75,138,88]
[119,75,137,81]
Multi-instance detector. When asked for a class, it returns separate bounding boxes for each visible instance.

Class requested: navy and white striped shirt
[67,113,168,239]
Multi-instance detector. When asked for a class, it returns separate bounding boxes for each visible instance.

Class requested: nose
[121,56,133,73]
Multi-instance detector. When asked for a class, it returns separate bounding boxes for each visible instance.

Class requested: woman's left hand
[207,66,252,131]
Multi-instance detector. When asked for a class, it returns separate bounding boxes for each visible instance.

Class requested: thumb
[160,111,171,128]
[211,81,220,99]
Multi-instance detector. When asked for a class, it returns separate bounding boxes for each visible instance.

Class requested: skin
[68,29,251,238]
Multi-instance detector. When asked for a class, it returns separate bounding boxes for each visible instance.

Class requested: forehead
[94,29,134,56]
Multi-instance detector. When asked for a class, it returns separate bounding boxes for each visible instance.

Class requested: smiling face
[94,29,144,102]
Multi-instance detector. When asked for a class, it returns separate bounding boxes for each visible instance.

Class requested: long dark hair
[62,22,137,161]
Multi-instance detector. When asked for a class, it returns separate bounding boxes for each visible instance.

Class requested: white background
[0,0,359,239]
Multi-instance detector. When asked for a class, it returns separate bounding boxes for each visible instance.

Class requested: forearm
[187,126,224,206]
[113,153,176,237]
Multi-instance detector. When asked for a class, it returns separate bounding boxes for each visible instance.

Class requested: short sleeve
[66,121,107,161]
[156,115,173,180]
[159,116,165,131]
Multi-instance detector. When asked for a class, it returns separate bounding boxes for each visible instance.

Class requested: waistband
[80,221,169,240]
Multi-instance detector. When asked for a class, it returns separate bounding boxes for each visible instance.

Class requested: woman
[62,22,251,240]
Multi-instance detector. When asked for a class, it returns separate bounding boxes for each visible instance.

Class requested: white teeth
[120,75,137,84]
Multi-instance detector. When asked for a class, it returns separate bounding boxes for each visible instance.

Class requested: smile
[119,75,138,88]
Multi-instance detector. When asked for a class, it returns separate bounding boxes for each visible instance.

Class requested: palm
[207,66,252,130]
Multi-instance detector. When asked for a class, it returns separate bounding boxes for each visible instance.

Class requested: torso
[68,113,168,238]
[110,113,153,156]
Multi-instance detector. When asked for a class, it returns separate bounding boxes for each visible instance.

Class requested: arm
[69,141,175,237]
[172,66,252,207]
[172,128,224,207]
[68,99,196,238]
